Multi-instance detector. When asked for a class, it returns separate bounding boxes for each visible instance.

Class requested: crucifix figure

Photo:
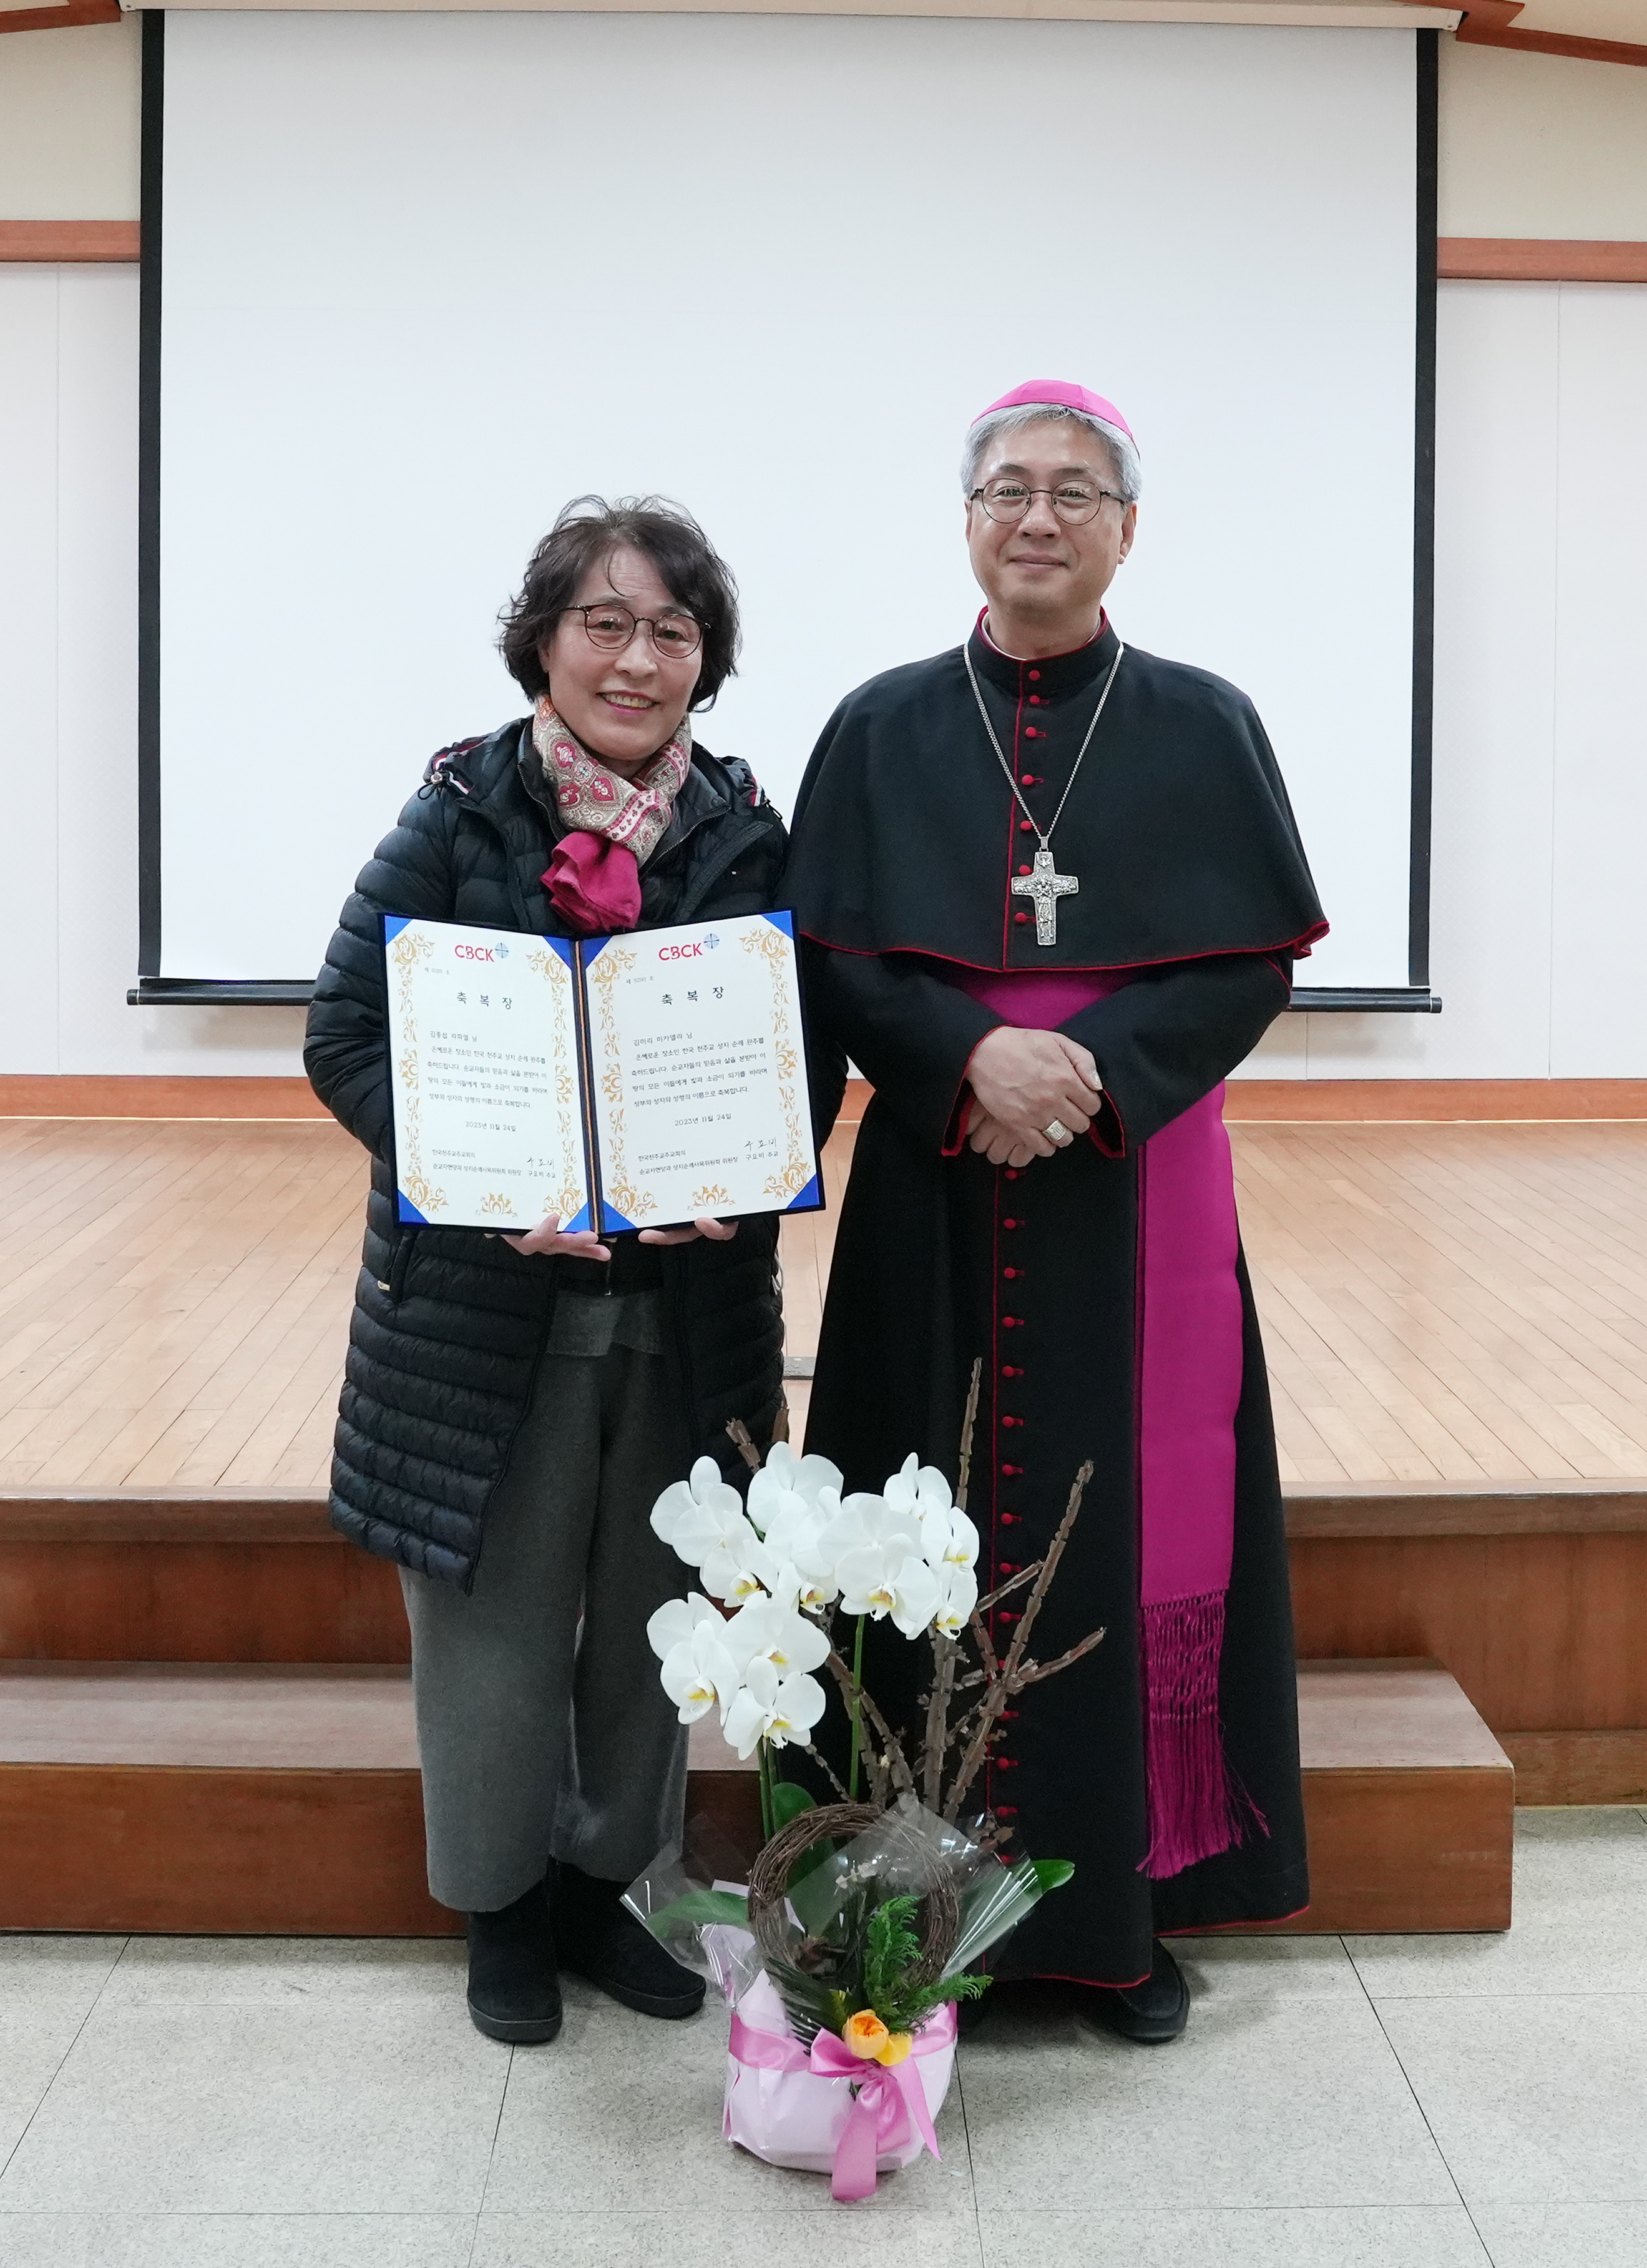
[1011,847,1078,946]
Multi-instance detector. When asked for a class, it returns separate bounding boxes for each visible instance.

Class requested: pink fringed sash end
[1138,1591,1265,1880]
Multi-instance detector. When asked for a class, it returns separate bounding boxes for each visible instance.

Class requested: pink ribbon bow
[728,2003,955,2201]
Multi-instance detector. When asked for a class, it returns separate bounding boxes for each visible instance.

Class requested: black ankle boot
[554,1862,706,2019]
[1085,1939,1189,2045]
[466,1877,563,2044]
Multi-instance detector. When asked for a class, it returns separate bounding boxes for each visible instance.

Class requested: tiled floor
[2,1812,1645,2266]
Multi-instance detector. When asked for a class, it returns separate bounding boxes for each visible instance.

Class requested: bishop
[784,380,1327,2045]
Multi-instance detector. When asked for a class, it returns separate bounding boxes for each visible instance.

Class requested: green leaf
[645,1888,750,1933]
[1031,1859,1076,1893]
[770,1782,816,1831]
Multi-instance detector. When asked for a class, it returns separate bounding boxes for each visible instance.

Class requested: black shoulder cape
[784,619,1326,971]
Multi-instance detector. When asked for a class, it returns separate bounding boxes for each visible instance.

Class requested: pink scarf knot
[533,697,692,935]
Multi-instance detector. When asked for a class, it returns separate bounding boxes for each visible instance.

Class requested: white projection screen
[141,9,1435,1003]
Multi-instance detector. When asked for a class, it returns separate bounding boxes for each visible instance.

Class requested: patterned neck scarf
[532,695,692,866]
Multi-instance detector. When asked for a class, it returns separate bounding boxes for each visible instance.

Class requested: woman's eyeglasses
[968,479,1123,526]
[564,602,702,659]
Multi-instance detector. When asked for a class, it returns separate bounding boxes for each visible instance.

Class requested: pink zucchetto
[972,379,1135,444]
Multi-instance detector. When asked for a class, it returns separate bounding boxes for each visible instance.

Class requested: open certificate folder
[383,909,823,1235]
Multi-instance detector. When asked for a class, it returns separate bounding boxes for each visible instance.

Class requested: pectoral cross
[1011,848,1078,946]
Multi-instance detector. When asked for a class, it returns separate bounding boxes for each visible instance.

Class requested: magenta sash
[727,2004,952,2201]
[949,967,1258,1877]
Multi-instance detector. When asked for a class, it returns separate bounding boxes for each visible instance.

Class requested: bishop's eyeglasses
[563,602,702,659]
[969,478,1124,525]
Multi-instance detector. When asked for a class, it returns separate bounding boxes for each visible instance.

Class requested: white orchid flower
[758,1498,839,1606]
[836,1531,944,1637]
[696,1520,781,1606]
[766,1556,839,1616]
[645,1591,723,1662]
[884,1452,955,1522]
[922,1503,981,1576]
[748,1443,845,1533]
[723,1594,831,1679]
[722,1656,828,1759]
[932,1563,979,1638]
[818,1490,922,1570]
[658,1616,743,1726]
[650,1456,749,1567]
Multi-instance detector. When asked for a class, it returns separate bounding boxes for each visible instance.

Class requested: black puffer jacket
[305,718,796,1589]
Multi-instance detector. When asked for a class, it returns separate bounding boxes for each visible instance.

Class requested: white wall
[1251,277,1647,1079]
[0,263,306,1074]
[2,24,1646,1081]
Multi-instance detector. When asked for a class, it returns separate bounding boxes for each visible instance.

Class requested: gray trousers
[399,1318,693,1913]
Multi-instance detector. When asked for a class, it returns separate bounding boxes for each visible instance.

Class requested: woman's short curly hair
[498,494,740,710]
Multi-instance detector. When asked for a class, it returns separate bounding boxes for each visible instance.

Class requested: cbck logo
[658,933,721,963]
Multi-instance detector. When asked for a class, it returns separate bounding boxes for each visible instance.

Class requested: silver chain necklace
[963,637,1126,946]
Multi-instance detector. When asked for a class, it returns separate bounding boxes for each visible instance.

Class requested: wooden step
[0,1658,1508,1937]
[1280,1657,1512,1934]
[0,1493,407,1666]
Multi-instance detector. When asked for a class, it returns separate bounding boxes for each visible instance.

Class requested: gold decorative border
[525,946,589,1221]
[389,926,446,1219]
[588,944,655,1222]
[740,923,814,1203]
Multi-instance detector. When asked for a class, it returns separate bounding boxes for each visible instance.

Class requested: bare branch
[955,1356,983,1514]
[800,1741,852,1801]
[968,1606,1000,1686]
[822,1645,914,1800]
[921,1632,959,1807]
[1008,1627,1107,1689]
[944,1461,1095,1819]
[976,1561,1042,1614]
[725,1418,763,1475]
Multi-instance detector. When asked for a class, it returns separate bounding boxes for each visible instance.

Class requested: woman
[306,496,789,2045]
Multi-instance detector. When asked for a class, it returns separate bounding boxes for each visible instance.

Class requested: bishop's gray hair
[962,403,1143,508]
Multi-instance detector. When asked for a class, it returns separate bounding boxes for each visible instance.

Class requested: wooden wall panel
[0,1540,410,1665]
[1266,1767,1514,1935]
[0,1762,458,1936]
[1290,1537,1492,1706]
[1290,1524,1647,1803]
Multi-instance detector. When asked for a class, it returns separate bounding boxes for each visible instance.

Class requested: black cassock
[784,617,1327,1986]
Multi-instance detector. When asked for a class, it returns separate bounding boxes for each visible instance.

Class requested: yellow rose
[841,2010,891,2060]
[876,2032,914,2067]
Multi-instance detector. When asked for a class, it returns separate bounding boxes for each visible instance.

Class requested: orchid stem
[846,1614,866,1800]
[757,1737,775,1842]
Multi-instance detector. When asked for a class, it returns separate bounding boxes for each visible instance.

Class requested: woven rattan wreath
[746,1802,962,1988]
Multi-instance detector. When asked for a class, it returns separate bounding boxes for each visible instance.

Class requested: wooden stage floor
[6,1112,1647,1493]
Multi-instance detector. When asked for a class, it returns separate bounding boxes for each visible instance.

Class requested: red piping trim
[1158,1905,1311,1937]
[1002,1965,1155,1992]
[997,1904,1313,1991]
[796,925,1328,971]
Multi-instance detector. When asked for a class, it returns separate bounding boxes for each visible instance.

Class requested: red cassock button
[1014,911,1030,925]
[1000,1511,1021,1524]
[1024,728,1040,739]
[1028,669,1040,680]
[1020,772,1035,785]
[1003,1267,1018,1279]
[1017,865,1032,877]
[1004,1169,1019,1181]
[1019,820,1035,833]
[1029,695,1042,705]
[995,1804,1019,1817]
[1002,1217,1018,1229]
[1001,1463,1022,1476]
[1002,1362,1022,1375]
[995,1755,1019,1770]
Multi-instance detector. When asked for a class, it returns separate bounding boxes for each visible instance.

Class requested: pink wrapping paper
[722,1972,956,2199]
